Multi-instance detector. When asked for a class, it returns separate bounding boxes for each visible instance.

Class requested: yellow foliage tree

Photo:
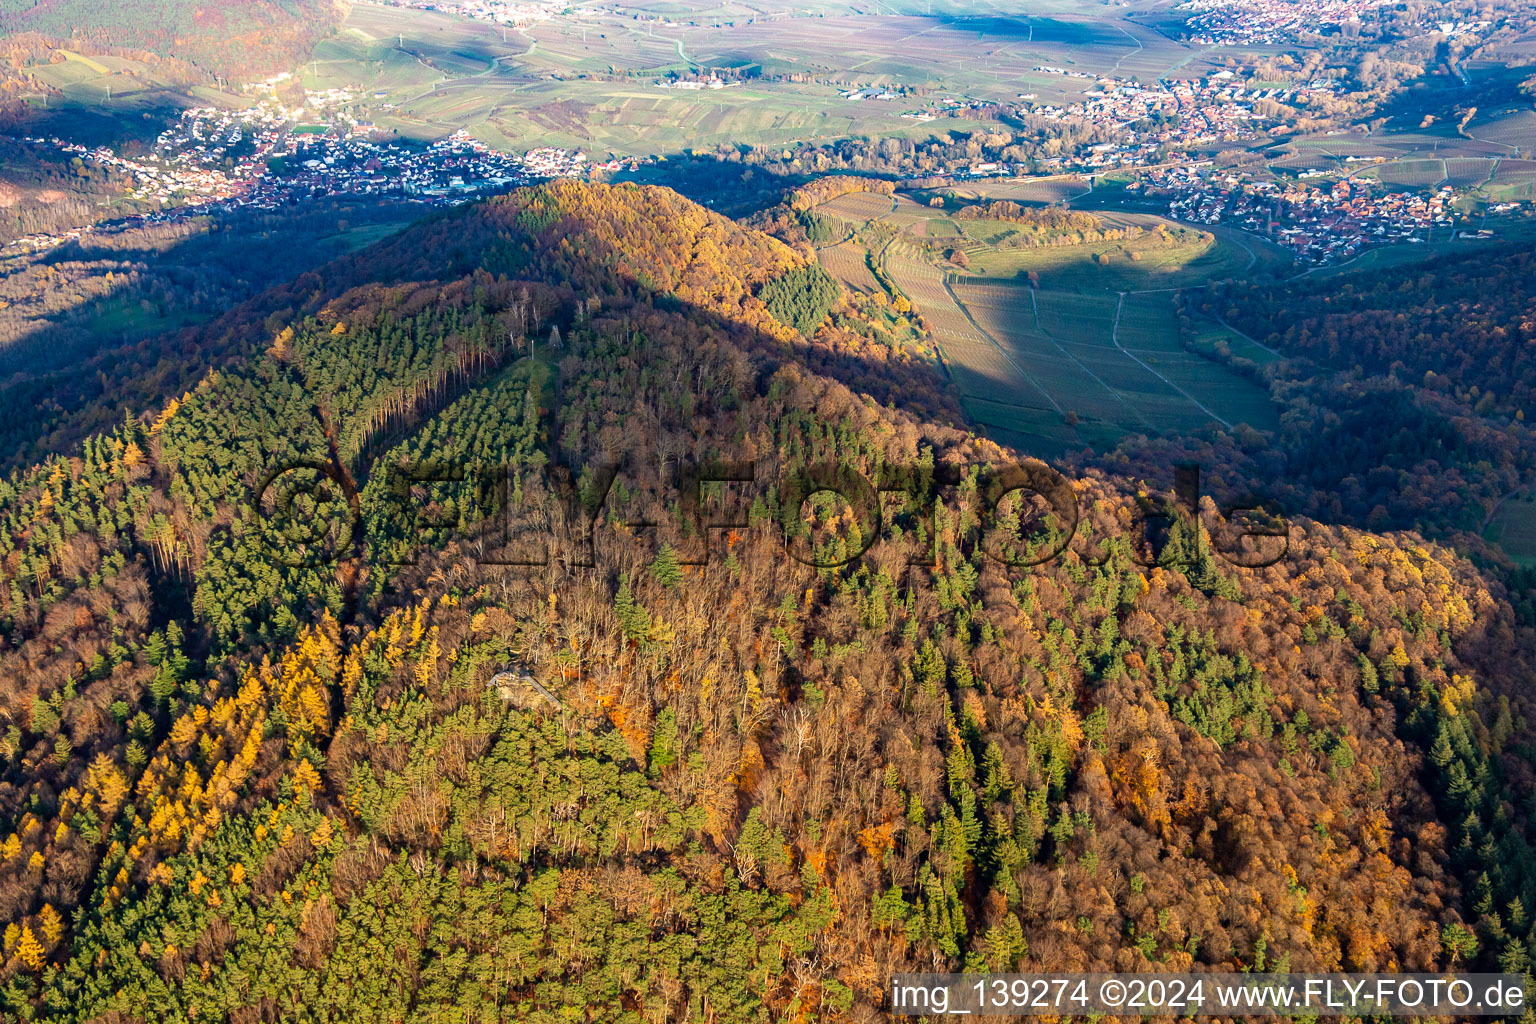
[38,904,63,946]
[86,754,129,817]
[16,924,44,971]
[292,760,322,797]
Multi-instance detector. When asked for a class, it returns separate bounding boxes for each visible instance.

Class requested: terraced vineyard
[960,177,1093,204]
[1113,291,1184,353]
[913,218,961,238]
[816,191,897,223]
[831,192,1281,453]
[1469,108,1536,153]
[883,195,943,230]
[1185,314,1282,367]
[1444,158,1498,187]
[882,251,1071,447]
[1033,289,1120,346]
[816,242,881,294]
[1489,159,1536,200]
[961,220,1246,291]
[962,285,1198,435]
[948,279,1280,443]
[1372,159,1447,187]
[956,284,1153,432]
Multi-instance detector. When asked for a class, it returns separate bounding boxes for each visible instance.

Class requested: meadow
[960,213,1251,291]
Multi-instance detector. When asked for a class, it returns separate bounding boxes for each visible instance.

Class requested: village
[1176,0,1386,44]
[1023,69,1346,171]
[148,89,594,205]
[371,0,568,28]
[3,53,1519,272]
[1138,163,1462,263]
[3,89,594,255]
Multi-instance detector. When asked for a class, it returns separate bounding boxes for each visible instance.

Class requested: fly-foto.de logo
[250,455,1289,573]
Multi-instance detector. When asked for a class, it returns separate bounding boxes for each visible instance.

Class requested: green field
[1185,314,1283,367]
[298,0,1250,155]
[837,192,1281,455]
[11,50,201,145]
[1486,496,1536,567]
[957,283,1279,438]
[958,215,1249,291]
[84,297,209,340]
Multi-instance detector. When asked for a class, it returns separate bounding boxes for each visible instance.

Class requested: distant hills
[0,0,349,80]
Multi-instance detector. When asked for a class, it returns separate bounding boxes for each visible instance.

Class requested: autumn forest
[0,170,1525,1023]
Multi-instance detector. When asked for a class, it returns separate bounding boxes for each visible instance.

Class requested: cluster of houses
[1176,0,1385,44]
[5,95,595,256]
[655,75,741,91]
[1031,65,1097,81]
[374,0,566,28]
[1142,165,1460,263]
[16,138,242,212]
[200,131,587,211]
[900,94,1007,123]
[1437,20,1491,37]
[153,88,372,172]
[141,89,592,209]
[1025,71,1348,171]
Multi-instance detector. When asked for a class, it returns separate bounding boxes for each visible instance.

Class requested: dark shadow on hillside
[0,200,422,471]
[1373,63,1530,134]
[3,97,191,151]
[0,183,978,472]
[9,177,1527,598]
[614,155,901,219]
[924,12,1138,48]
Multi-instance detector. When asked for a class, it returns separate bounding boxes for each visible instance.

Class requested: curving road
[1110,291,1233,429]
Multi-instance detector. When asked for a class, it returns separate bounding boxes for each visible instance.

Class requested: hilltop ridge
[0,181,1528,1020]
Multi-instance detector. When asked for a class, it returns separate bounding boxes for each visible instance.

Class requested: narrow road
[1109,22,1144,75]
[1483,486,1528,533]
[942,277,1063,414]
[1018,285,1156,430]
[1210,310,1282,358]
[1111,292,1234,429]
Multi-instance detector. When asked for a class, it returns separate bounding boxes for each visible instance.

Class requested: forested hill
[0,181,1532,1020]
[0,0,347,80]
